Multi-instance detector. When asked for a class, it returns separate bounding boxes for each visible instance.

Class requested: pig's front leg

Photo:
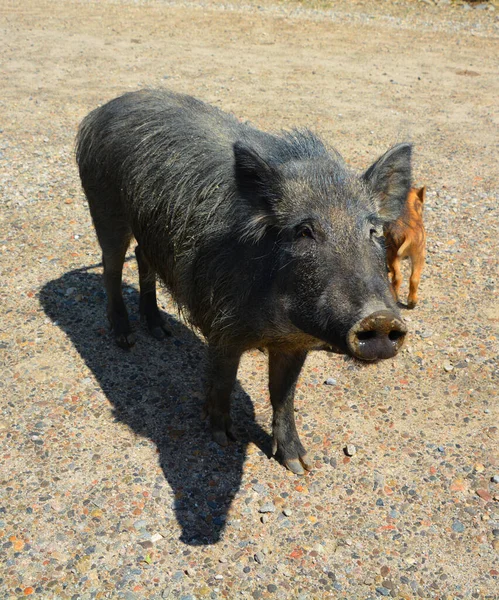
[268,349,313,475]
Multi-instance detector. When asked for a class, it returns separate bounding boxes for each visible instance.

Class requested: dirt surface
[1,0,498,598]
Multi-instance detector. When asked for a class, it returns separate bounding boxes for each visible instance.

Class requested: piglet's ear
[234,142,281,208]
[418,186,426,203]
[363,143,412,222]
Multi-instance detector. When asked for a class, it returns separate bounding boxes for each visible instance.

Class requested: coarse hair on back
[75,89,346,343]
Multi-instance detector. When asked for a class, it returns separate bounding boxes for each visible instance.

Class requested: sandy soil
[1,0,498,598]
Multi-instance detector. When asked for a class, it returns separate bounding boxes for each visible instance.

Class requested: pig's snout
[347,310,407,361]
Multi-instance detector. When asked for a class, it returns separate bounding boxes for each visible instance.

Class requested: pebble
[376,586,391,596]
[325,377,337,385]
[344,444,356,457]
[452,521,465,533]
[252,483,267,494]
[283,508,292,517]
[491,475,499,484]
[258,502,275,513]
[443,361,454,372]
[254,552,264,564]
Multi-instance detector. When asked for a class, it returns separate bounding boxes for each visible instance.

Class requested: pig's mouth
[346,310,407,361]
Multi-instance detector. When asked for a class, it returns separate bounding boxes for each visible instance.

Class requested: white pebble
[345,444,357,457]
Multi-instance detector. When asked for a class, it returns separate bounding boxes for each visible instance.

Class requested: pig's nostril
[389,330,405,342]
[356,331,376,341]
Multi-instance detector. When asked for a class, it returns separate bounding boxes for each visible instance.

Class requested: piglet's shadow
[39,262,273,546]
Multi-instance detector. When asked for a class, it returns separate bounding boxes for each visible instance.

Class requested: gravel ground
[1,0,498,598]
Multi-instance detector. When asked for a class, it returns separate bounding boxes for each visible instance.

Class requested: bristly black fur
[76,88,411,472]
[76,88,411,347]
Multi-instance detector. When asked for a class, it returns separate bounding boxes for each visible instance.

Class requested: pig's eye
[296,224,315,240]
[369,225,384,240]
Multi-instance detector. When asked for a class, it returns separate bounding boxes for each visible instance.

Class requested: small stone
[450,477,466,492]
[185,568,196,577]
[376,587,391,596]
[443,361,454,372]
[476,488,493,502]
[133,520,147,531]
[261,514,269,524]
[452,520,465,533]
[474,463,485,473]
[325,377,337,386]
[214,574,223,580]
[493,539,499,552]
[267,584,277,593]
[150,533,163,543]
[491,529,499,538]
[283,508,292,517]
[491,475,499,484]
[344,444,356,457]
[258,502,275,513]
[252,483,267,494]
[254,552,264,564]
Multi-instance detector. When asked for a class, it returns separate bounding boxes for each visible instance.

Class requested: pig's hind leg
[268,350,314,475]
[87,191,135,349]
[204,347,241,447]
[135,245,171,340]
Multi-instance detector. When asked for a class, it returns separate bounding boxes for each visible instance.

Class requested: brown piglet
[384,186,426,309]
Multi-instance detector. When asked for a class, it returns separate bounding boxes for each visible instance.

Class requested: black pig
[76,89,409,474]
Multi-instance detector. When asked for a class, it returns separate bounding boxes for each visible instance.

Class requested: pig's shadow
[39,262,273,546]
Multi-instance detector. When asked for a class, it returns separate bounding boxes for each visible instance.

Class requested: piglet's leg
[407,253,425,309]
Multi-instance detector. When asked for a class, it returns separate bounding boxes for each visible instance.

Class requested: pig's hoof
[212,430,229,447]
[150,324,171,340]
[115,331,136,349]
[406,299,417,309]
[212,427,236,447]
[284,453,314,475]
[142,311,171,340]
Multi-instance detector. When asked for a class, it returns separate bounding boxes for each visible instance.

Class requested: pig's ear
[363,143,412,221]
[234,142,281,207]
[234,142,282,242]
